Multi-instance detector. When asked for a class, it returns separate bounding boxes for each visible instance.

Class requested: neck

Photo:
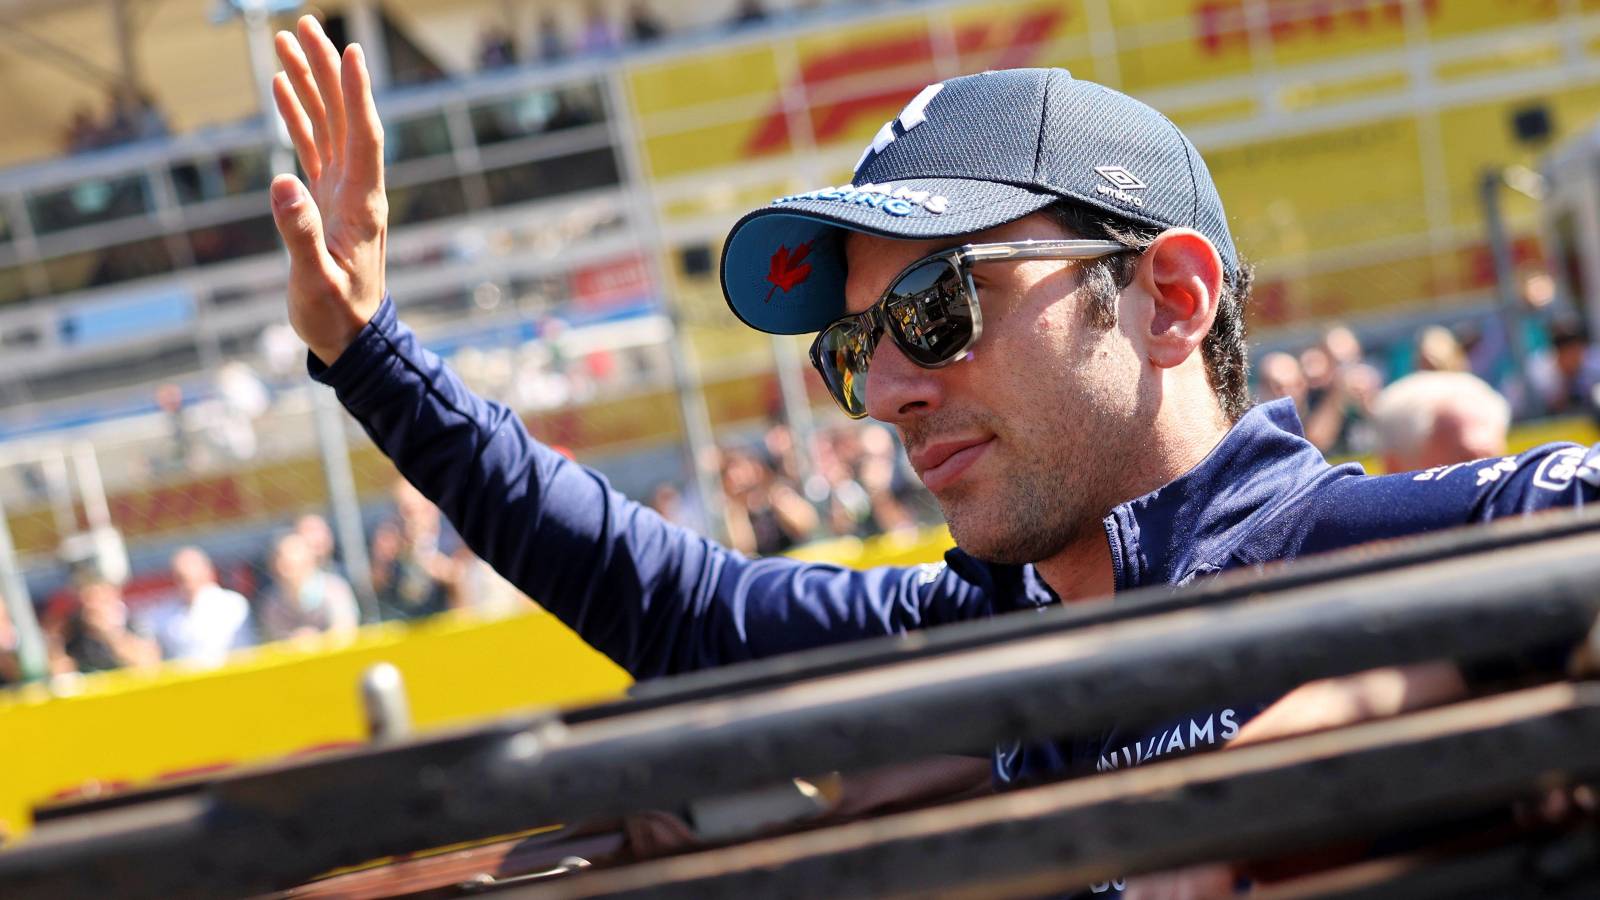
[1033,530,1115,602]
[1035,379,1232,603]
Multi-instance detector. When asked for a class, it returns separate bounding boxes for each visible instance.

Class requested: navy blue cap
[720,68,1238,335]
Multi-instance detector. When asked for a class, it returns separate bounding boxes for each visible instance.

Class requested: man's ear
[1134,228,1224,370]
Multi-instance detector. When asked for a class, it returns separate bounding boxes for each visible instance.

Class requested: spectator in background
[101,89,137,146]
[856,424,916,535]
[64,105,98,153]
[47,577,160,675]
[719,446,816,556]
[478,23,516,69]
[626,1,665,43]
[205,361,271,462]
[578,1,619,55]
[1372,371,1511,474]
[257,532,359,641]
[1257,351,1307,409]
[141,547,254,667]
[731,0,769,27]
[0,599,22,686]
[1415,325,1469,373]
[1259,343,1377,455]
[371,479,463,621]
[152,382,194,474]
[133,90,170,141]
[811,430,875,538]
[763,422,803,484]
[1531,318,1600,419]
[649,481,706,533]
[536,11,566,63]
[295,513,342,578]
[1282,328,1381,455]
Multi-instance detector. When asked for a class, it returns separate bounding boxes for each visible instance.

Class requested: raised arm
[266,18,988,677]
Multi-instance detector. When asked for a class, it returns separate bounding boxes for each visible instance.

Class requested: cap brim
[720,177,1057,335]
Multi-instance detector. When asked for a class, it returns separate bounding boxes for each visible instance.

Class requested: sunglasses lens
[814,319,877,418]
[882,259,973,366]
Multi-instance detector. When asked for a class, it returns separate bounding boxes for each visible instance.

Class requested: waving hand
[268,16,388,365]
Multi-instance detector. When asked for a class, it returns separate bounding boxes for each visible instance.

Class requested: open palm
[269,15,388,365]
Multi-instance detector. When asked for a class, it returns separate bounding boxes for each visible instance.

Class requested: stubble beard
[907,411,1124,567]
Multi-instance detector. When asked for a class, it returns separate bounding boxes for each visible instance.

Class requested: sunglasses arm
[954,239,1129,265]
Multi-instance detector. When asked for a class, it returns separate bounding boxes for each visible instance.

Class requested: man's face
[842,212,1154,564]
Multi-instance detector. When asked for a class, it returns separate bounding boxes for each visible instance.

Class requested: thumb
[270,174,334,283]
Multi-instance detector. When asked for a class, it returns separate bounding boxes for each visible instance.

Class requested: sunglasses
[808,239,1130,418]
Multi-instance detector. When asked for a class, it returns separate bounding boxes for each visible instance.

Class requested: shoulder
[1246,442,1599,562]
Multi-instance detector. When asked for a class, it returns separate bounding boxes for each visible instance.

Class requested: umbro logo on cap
[1093,165,1147,208]
[1094,165,1147,191]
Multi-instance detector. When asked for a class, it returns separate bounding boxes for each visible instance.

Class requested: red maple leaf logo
[765,241,813,303]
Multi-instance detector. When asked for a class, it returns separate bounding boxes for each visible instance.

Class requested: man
[0,597,22,686]
[267,18,1598,894]
[256,532,360,642]
[294,512,342,577]
[1372,371,1511,474]
[47,576,160,675]
[142,546,255,667]
[370,478,463,621]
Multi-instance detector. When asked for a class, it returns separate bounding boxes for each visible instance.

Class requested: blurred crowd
[63,88,170,155]
[651,420,937,557]
[14,478,511,683]
[472,0,910,73]
[1257,273,1600,467]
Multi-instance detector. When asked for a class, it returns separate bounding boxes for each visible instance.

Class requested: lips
[911,437,993,493]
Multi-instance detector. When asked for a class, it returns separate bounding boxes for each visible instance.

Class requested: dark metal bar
[5,531,1600,898]
[1254,827,1600,900]
[608,508,1600,717]
[524,685,1600,900]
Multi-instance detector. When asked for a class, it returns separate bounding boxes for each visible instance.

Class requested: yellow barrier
[0,611,631,839]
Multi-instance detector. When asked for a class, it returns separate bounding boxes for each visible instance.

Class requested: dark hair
[1045,202,1255,423]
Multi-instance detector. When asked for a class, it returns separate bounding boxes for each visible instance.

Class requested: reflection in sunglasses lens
[885,260,970,366]
[819,320,873,417]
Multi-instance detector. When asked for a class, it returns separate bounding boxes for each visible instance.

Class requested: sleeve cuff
[307,294,400,388]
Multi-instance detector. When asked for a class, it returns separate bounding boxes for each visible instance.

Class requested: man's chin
[945,513,1046,567]
[943,497,1089,567]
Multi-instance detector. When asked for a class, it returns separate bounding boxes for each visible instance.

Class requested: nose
[863,335,945,423]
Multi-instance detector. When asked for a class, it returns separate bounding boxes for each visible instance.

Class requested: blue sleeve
[1241,442,1600,566]
[1395,442,1600,519]
[308,297,988,678]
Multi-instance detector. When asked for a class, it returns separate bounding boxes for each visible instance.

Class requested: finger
[275,27,332,169]
[298,16,347,163]
[341,43,385,192]
[272,73,321,181]
[269,174,337,286]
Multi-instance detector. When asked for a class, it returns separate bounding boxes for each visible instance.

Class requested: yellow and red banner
[628,0,1600,334]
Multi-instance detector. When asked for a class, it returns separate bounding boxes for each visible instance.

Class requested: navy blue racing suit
[314,297,1600,894]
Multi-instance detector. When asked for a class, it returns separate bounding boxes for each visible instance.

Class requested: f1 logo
[854,82,945,176]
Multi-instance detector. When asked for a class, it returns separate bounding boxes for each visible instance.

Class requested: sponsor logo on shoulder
[1475,456,1519,487]
[772,182,949,216]
[1093,164,1147,209]
[1531,446,1600,492]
